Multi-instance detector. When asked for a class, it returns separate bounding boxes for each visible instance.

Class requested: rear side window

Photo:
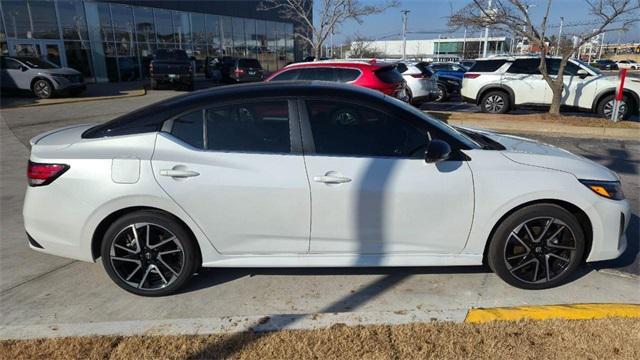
[238,59,262,69]
[170,111,204,149]
[205,101,291,153]
[469,60,507,72]
[270,68,301,81]
[375,66,404,84]
[396,63,408,73]
[507,59,541,74]
[1,58,23,70]
[337,68,360,82]
[298,67,338,82]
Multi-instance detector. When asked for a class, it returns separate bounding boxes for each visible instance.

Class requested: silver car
[395,61,438,106]
[0,56,86,99]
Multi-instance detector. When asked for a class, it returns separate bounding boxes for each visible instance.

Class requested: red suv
[266,60,408,101]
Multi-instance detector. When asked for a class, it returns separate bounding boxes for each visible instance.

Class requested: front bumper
[585,197,630,262]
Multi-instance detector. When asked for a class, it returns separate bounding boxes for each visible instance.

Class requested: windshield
[384,96,481,149]
[574,59,602,75]
[19,57,58,69]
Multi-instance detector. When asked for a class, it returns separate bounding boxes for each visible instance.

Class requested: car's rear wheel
[488,204,585,289]
[101,210,198,296]
[480,90,510,114]
[597,94,631,120]
[32,79,53,99]
[435,83,448,102]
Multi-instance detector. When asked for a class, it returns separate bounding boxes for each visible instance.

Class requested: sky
[319,0,640,44]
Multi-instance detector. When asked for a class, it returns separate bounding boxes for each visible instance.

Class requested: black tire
[32,79,54,99]
[596,93,632,120]
[480,90,510,114]
[488,204,585,290]
[101,210,198,296]
[435,83,448,102]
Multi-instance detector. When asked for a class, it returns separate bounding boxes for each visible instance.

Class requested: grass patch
[2,318,639,359]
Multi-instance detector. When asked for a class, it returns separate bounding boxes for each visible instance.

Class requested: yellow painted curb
[465,303,640,324]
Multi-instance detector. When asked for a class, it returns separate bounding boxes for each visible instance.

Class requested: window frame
[297,97,445,160]
[161,98,303,155]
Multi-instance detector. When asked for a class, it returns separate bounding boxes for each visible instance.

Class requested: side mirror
[21,66,28,72]
[577,69,589,78]
[424,139,452,163]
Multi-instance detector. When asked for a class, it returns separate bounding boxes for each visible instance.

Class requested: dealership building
[361,36,511,61]
[0,0,308,82]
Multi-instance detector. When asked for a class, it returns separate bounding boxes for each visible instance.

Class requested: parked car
[0,56,85,99]
[414,62,462,102]
[394,61,438,105]
[428,62,467,80]
[591,59,619,70]
[459,60,476,69]
[149,49,194,90]
[267,60,409,102]
[461,55,640,119]
[616,60,639,70]
[219,58,265,83]
[24,81,629,295]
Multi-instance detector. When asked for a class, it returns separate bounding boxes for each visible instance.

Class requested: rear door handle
[313,174,352,184]
[160,169,200,178]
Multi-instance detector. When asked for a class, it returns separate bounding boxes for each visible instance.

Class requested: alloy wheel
[603,99,627,119]
[435,86,445,102]
[484,95,505,113]
[503,217,576,284]
[34,80,51,98]
[109,223,185,290]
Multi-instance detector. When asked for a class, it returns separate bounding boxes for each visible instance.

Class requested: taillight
[27,161,69,187]
[464,73,481,79]
[234,68,245,77]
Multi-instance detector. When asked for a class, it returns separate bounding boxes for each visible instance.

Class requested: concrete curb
[1,88,147,109]
[2,303,639,340]
[447,118,640,140]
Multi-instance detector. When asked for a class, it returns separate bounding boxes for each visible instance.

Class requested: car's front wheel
[101,210,198,296]
[32,79,54,99]
[597,94,632,120]
[488,204,585,289]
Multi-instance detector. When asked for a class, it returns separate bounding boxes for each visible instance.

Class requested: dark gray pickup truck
[149,49,194,90]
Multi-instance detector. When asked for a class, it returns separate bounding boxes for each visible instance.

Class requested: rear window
[375,66,404,84]
[154,49,189,60]
[238,59,262,69]
[469,60,507,72]
[270,68,301,81]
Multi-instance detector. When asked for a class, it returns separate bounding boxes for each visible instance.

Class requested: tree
[347,34,383,58]
[450,0,640,116]
[260,0,399,59]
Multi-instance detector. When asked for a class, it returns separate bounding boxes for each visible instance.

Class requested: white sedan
[617,60,639,70]
[24,81,629,296]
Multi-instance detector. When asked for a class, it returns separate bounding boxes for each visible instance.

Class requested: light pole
[482,0,492,57]
[556,17,564,56]
[521,4,536,54]
[462,28,467,59]
[401,10,410,60]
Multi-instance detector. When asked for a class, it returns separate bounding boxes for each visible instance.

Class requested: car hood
[36,67,82,75]
[474,130,619,181]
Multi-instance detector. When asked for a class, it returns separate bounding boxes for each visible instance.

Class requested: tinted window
[469,60,507,72]
[546,59,582,76]
[205,101,291,153]
[271,68,301,81]
[1,58,23,70]
[507,59,541,74]
[238,59,262,69]
[337,68,361,82]
[396,63,408,73]
[171,111,204,149]
[19,57,58,69]
[306,100,428,158]
[375,67,404,84]
[298,68,338,82]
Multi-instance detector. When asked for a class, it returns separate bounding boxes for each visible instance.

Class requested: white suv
[461,56,640,119]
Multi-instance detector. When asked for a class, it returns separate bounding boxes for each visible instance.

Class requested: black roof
[82,81,384,138]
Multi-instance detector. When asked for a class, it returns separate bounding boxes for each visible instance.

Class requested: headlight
[579,180,624,200]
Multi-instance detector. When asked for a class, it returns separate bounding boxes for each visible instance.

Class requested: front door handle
[313,173,352,184]
[160,168,200,178]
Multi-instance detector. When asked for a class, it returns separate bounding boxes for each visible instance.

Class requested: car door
[545,59,599,109]
[1,58,30,90]
[300,98,475,255]
[502,58,549,105]
[152,99,311,254]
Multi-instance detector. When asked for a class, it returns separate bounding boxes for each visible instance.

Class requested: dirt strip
[2,318,639,360]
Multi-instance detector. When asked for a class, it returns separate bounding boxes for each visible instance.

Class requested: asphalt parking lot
[1,89,638,332]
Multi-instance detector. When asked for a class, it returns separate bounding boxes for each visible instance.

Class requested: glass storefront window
[285,23,294,64]
[102,41,118,82]
[27,0,59,39]
[205,14,221,56]
[173,11,190,48]
[245,18,257,59]
[256,20,267,66]
[220,16,232,56]
[134,7,155,44]
[110,4,134,44]
[154,8,173,44]
[277,22,286,68]
[97,3,113,42]
[57,0,88,41]
[116,42,139,81]
[264,21,277,72]
[1,0,30,38]
[0,5,5,43]
[191,13,205,44]
[232,17,245,57]
[137,42,155,77]
[64,40,92,78]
